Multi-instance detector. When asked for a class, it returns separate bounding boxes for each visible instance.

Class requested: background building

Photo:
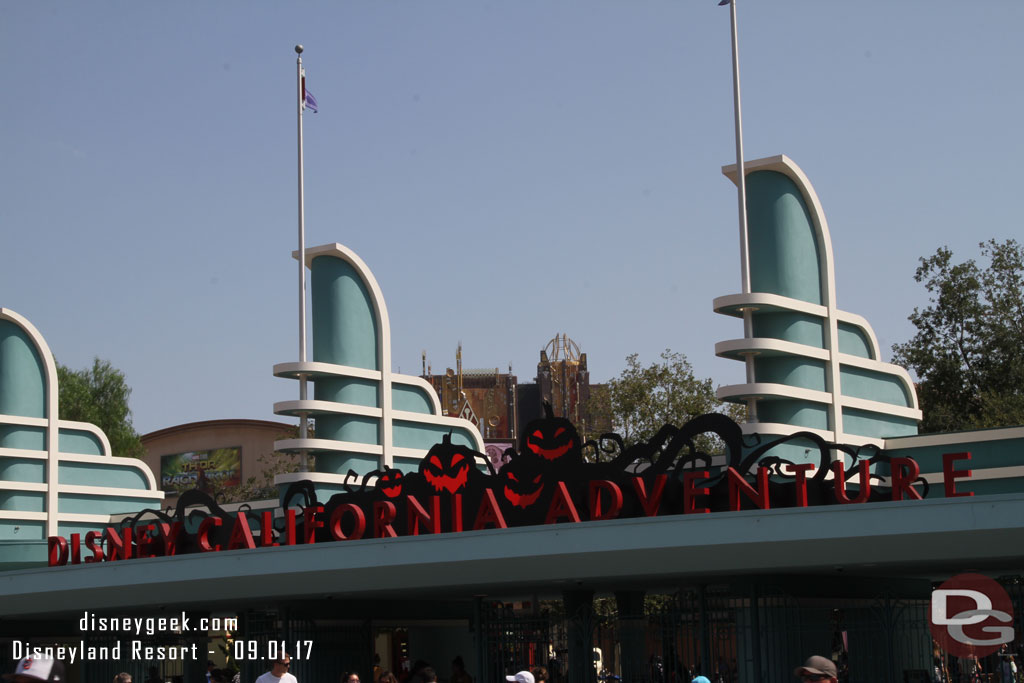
[521,333,606,437]
[140,419,294,507]
[422,333,610,467]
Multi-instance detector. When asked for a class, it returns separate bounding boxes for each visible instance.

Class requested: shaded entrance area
[3,581,1024,683]
[5,495,1024,683]
[478,577,1024,683]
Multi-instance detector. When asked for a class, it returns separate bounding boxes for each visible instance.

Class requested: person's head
[506,672,535,683]
[379,671,398,683]
[3,657,67,683]
[115,675,133,683]
[420,668,437,683]
[532,667,549,683]
[271,654,292,677]
[692,677,711,683]
[345,673,361,683]
[793,656,837,683]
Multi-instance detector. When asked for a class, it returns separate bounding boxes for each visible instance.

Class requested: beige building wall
[141,419,294,508]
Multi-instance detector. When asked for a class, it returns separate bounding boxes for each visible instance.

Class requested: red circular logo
[929,573,1015,658]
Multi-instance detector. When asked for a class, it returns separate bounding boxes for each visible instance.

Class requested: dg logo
[929,573,1015,658]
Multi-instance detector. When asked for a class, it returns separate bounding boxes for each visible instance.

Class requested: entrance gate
[479,602,567,683]
[478,578,1024,683]
[237,610,372,683]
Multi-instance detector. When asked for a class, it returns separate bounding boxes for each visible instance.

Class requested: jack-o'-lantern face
[377,468,404,499]
[420,434,472,494]
[523,405,580,461]
[501,460,545,508]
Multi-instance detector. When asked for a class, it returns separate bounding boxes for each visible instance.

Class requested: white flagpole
[296,45,310,469]
[725,0,758,423]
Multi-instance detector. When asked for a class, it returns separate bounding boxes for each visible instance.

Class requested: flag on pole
[301,70,319,113]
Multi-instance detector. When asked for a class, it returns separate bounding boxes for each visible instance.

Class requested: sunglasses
[275,661,291,667]
[802,676,830,682]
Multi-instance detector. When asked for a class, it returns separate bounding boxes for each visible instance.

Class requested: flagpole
[296,45,310,469]
[725,0,758,423]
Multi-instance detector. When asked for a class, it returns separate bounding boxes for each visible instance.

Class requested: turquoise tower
[714,156,921,454]
[0,308,163,570]
[274,243,484,497]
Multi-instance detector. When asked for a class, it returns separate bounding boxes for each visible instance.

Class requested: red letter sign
[891,457,923,501]
[943,452,974,498]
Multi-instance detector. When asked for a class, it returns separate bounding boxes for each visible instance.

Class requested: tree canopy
[892,239,1024,433]
[57,358,145,459]
[592,349,742,448]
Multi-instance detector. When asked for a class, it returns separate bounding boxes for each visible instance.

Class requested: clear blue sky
[2,2,1021,436]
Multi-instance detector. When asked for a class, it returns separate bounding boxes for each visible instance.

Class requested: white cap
[3,657,65,682]
[506,673,535,683]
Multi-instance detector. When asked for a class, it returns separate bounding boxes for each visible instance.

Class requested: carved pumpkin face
[501,459,545,508]
[377,468,404,499]
[523,406,580,461]
[420,435,472,494]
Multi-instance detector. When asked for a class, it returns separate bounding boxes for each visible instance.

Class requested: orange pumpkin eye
[554,427,565,437]
[451,453,464,465]
[430,455,442,468]
[508,472,519,482]
[532,430,543,439]
[533,474,542,484]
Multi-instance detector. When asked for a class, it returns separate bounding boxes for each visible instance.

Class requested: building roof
[141,418,294,443]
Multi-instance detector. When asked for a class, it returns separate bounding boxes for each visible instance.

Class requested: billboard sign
[160,448,241,493]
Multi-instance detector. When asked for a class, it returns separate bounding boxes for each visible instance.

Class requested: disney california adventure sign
[46,410,975,567]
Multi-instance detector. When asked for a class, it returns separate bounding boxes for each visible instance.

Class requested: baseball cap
[794,656,837,679]
[506,672,535,683]
[3,657,65,682]
[693,677,712,683]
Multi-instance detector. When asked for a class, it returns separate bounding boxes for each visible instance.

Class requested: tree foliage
[216,450,311,504]
[892,239,1024,433]
[207,422,314,504]
[594,349,743,448]
[57,358,144,459]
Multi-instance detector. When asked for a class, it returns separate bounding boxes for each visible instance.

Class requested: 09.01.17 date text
[232,640,314,661]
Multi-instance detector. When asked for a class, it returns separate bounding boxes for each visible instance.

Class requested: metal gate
[479,601,567,683]
[237,610,372,683]
[467,577,1024,683]
[750,587,933,683]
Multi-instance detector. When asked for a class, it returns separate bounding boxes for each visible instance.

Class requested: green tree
[210,422,315,504]
[600,349,743,448]
[216,450,312,504]
[892,239,1024,433]
[57,358,145,458]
